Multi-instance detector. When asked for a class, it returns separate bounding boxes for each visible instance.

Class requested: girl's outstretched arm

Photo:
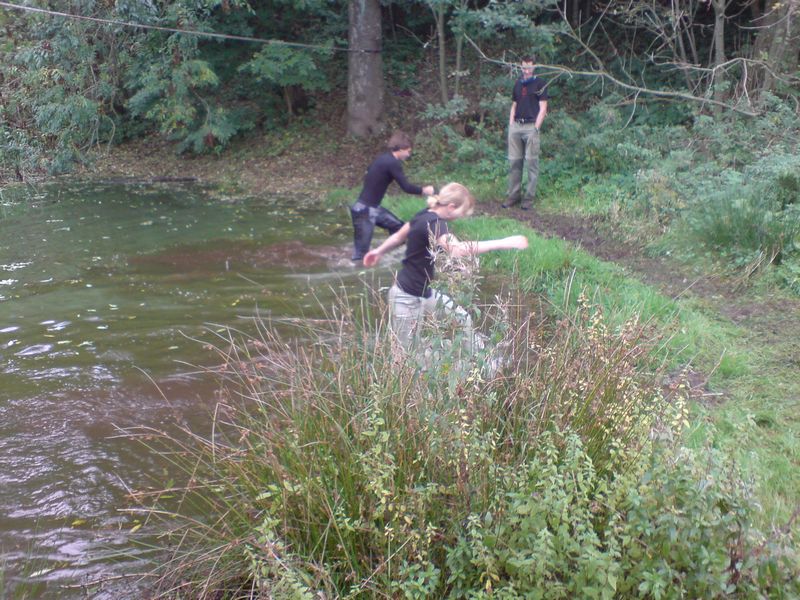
[439,234,528,258]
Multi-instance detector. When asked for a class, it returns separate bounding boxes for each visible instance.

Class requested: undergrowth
[125,276,798,598]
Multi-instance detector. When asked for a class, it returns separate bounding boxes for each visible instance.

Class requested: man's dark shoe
[519,198,535,210]
[501,197,521,209]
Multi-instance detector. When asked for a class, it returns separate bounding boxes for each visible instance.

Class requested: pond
[0,182,387,597]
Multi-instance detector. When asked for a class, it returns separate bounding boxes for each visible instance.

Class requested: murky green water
[0,183,381,597]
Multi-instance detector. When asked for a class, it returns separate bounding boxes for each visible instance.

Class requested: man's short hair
[387,131,413,151]
[521,56,535,64]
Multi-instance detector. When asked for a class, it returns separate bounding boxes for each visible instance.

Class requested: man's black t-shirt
[358,152,423,208]
[512,77,549,121]
[396,209,449,298]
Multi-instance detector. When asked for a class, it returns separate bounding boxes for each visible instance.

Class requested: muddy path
[479,203,800,403]
[481,203,800,325]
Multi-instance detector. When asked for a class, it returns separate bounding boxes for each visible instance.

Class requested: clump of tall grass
[128,284,798,597]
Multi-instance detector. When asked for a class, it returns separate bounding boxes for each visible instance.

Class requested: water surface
[0,183,379,597]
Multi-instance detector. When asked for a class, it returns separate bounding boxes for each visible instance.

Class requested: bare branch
[464,34,761,117]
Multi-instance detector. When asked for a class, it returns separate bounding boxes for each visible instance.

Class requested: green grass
[322,186,354,208]
[325,179,800,528]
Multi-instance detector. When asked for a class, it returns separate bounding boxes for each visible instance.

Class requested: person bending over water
[363,182,528,350]
[350,130,435,262]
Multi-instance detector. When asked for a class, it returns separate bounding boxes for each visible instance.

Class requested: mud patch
[130,240,348,273]
[662,367,726,406]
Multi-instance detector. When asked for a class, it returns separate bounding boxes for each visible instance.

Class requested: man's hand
[363,251,381,267]
[422,185,435,196]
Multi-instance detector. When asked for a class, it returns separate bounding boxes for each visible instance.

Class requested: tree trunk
[750,0,800,95]
[347,0,384,137]
[711,0,728,108]
[433,2,449,104]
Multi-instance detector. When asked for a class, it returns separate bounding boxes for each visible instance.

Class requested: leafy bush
[674,153,800,272]
[127,278,799,597]
[239,44,332,117]
[0,123,43,180]
[447,431,797,599]
[415,124,506,185]
[1,11,120,174]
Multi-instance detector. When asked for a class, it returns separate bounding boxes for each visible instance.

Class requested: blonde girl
[364,182,528,349]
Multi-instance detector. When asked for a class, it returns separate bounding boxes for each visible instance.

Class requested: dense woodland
[1,0,798,168]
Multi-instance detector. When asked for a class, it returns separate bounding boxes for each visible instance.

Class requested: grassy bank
[321,186,800,526]
[393,192,800,525]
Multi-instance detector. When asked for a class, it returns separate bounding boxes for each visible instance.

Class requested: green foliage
[447,432,798,598]
[682,192,795,265]
[775,259,800,295]
[129,283,799,597]
[456,0,559,51]
[433,123,505,178]
[667,152,800,272]
[0,8,121,174]
[176,106,254,154]
[421,95,470,121]
[126,49,224,145]
[0,0,348,172]
[0,123,42,179]
[240,43,332,100]
[384,36,424,92]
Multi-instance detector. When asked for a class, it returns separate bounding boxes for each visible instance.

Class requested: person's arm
[437,233,528,258]
[363,222,412,267]
[389,162,427,196]
[535,100,548,131]
[509,101,517,126]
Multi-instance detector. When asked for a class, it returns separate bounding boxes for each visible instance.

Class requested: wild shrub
[445,431,798,599]
[1,12,119,174]
[125,272,798,597]
[674,153,800,273]
[0,125,43,181]
[415,124,506,187]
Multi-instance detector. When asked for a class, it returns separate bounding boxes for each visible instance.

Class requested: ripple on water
[26,366,87,382]
[0,261,31,271]
[47,320,72,331]
[15,343,53,356]
[0,325,20,333]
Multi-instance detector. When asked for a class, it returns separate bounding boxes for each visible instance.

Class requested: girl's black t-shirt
[396,209,449,298]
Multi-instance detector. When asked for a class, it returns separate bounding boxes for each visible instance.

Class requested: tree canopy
[0,0,797,177]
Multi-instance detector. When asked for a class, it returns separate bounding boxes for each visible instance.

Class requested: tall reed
[125,271,687,597]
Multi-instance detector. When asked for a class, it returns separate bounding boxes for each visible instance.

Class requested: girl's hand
[507,235,529,250]
[363,251,381,267]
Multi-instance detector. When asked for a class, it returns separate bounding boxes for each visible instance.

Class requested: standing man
[503,57,549,210]
[350,131,435,262]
